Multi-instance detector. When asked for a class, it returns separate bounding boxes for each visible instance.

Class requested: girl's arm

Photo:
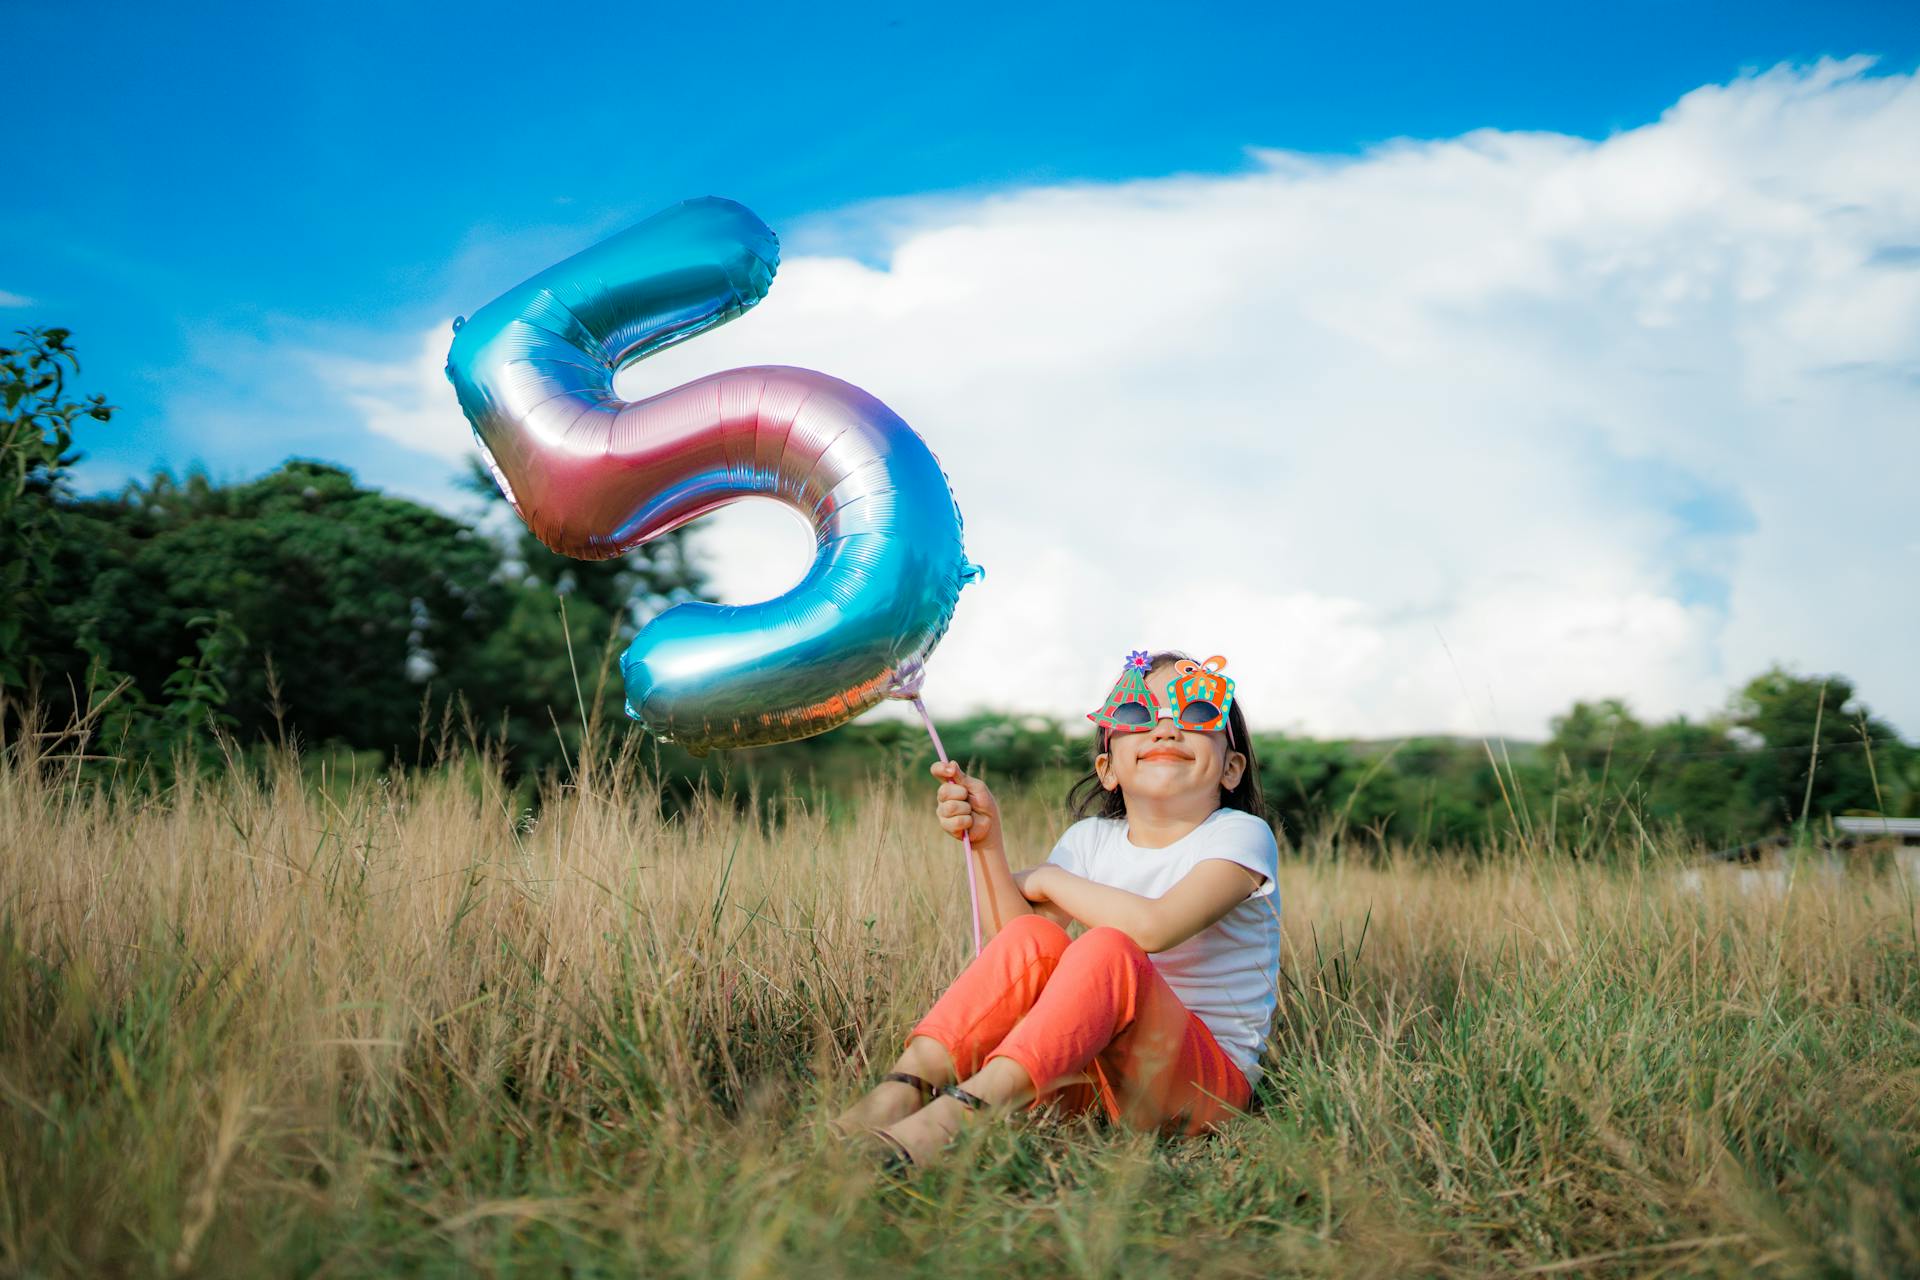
[971,842,1036,941]
[1011,869,1074,929]
[931,762,1033,942]
[1023,862,1263,953]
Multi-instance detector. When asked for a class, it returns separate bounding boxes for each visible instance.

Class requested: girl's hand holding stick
[932,760,1001,850]
[929,761,1042,938]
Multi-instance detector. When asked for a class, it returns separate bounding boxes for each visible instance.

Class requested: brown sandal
[866,1085,990,1174]
[882,1071,937,1102]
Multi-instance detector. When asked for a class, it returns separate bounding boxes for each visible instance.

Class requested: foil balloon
[444,197,978,753]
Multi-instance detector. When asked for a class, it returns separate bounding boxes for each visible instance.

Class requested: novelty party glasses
[1088,651,1236,738]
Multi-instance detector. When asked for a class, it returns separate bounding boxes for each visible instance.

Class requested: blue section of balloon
[444,197,978,753]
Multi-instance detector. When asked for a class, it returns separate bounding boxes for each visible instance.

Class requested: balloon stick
[908,696,983,957]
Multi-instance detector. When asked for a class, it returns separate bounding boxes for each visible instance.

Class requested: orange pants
[908,913,1251,1135]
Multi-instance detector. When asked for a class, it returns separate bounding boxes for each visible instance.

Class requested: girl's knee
[1071,925,1151,971]
[1000,911,1071,958]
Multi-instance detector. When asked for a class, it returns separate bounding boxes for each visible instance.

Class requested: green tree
[1637,716,1750,842]
[1253,735,1363,843]
[455,458,705,772]
[1885,738,1920,817]
[1732,666,1906,828]
[35,457,711,771]
[1548,699,1647,776]
[0,327,112,687]
[1542,671,1917,849]
[1384,737,1526,848]
[1,333,710,776]
[41,461,510,754]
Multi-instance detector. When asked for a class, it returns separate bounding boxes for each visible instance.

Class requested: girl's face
[1094,662,1247,809]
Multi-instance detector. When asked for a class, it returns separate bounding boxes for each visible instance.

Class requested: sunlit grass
[2,736,1916,1277]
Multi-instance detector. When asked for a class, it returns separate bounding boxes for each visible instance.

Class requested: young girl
[834,650,1282,1168]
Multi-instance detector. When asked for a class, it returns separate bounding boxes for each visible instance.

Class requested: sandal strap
[881,1071,936,1100]
[866,1126,916,1173]
[940,1084,989,1111]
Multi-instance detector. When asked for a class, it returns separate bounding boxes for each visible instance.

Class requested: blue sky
[6,2,1920,736]
[9,0,1915,491]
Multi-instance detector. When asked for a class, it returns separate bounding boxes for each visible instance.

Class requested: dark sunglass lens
[1111,701,1154,728]
[1179,700,1222,728]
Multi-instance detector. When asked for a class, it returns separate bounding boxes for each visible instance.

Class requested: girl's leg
[906,913,1073,1076]
[875,926,1249,1161]
[834,914,1071,1133]
[984,926,1250,1134]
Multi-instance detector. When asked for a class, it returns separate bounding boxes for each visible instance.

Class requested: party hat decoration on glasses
[1088,650,1156,732]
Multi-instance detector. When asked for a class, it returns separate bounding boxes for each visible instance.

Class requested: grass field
[3,737,1918,1277]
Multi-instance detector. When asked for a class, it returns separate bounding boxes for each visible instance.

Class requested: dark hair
[1066,649,1267,823]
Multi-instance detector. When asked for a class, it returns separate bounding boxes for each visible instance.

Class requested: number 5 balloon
[445,197,978,753]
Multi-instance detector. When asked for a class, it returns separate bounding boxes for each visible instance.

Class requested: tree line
[3,327,703,783]
[5,327,1916,847]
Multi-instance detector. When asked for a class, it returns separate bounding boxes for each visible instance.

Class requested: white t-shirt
[1043,808,1282,1085]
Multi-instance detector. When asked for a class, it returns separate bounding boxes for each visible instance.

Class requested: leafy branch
[1,326,114,685]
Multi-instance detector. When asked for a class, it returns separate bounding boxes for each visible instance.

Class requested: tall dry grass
[2,736,1916,1277]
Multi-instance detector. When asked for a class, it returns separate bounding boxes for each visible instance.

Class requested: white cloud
[343,57,1920,738]
[0,289,34,307]
[310,323,476,463]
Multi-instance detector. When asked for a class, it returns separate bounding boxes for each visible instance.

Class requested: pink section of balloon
[445,197,979,754]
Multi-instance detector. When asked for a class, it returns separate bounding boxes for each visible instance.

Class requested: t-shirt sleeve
[1191,812,1280,901]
